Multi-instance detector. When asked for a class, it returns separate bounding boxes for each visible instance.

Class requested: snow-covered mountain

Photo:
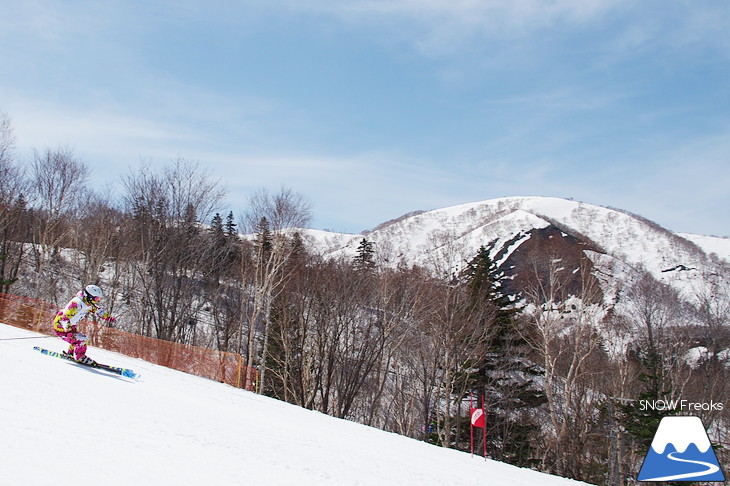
[0,323,592,486]
[299,196,729,299]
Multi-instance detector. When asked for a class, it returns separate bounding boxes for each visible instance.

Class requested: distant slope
[0,323,592,486]
[678,233,730,263]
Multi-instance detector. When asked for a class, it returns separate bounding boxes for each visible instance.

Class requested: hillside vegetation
[1,131,728,485]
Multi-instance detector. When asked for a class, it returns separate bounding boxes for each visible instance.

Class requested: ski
[33,346,140,380]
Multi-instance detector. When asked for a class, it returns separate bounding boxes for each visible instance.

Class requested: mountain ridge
[297,196,729,301]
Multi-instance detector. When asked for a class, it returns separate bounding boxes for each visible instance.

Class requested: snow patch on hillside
[678,233,730,263]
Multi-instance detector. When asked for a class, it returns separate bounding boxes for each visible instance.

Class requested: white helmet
[84,284,103,302]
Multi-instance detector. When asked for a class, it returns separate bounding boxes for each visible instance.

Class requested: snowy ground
[0,323,592,486]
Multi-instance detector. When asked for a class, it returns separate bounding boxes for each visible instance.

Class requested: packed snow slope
[0,324,592,486]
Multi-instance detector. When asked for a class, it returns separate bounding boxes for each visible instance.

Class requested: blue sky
[1,0,729,236]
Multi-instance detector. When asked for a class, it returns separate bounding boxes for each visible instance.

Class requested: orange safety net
[0,293,258,391]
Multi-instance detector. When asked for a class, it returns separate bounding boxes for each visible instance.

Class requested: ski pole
[0,335,54,341]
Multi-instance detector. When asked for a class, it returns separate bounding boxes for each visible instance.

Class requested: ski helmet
[84,284,103,303]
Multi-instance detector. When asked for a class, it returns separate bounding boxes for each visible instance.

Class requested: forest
[1,112,728,485]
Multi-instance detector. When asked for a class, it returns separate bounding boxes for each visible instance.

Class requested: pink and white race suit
[52,291,114,360]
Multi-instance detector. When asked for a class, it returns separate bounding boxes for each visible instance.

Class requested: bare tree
[239,187,312,393]
[359,265,432,430]
[519,252,606,478]
[29,146,89,303]
[264,256,358,412]
[622,272,692,405]
[0,112,30,292]
[684,274,729,442]
[0,111,16,168]
[606,271,696,484]
[692,272,730,369]
[598,313,641,486]
[418,279,495,449]
[121,158,225,341]
[266,254,433,429]
[72,193,110,280]
[70,192,125,317]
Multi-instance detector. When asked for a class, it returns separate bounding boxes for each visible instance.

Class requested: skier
[52,284,116,365]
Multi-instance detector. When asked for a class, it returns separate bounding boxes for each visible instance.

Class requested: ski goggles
[85,292,102,303]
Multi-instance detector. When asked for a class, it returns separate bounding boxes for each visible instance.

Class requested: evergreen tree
[353,238,375,272]
[619,343,676,452]
[464,244,521,365]
[224,211,237,237]
[210,213,224,239]
[255,217,273,258]
[183,203,198,236]
[207,213,227,284]
[288,231,307,273]
[222,211,241,271]
[462,243,545,467]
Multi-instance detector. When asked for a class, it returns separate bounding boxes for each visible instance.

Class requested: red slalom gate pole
[470,393,475,457]
[482,395,487,460]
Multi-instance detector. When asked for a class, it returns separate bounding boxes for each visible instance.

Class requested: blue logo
[638,416,725,482]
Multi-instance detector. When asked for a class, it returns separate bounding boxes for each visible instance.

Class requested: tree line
[1,111,728,484]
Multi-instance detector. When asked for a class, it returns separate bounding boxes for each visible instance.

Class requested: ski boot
[76,355,97,366]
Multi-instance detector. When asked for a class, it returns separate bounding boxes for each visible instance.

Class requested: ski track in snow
[0,323,593,486]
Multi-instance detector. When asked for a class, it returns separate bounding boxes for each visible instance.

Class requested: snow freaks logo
[637,416,725,482]
[639,399,723,412]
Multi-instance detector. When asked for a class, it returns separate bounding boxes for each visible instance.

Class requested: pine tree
[462,243,545,466]
[207,213,226,285]
[464,244,520,366]
[619,343,676,452]
[288,231,307,273]
[210,213,224,240]
[255,217,273,258]
[353,238,375,272]
[224,211,237,237]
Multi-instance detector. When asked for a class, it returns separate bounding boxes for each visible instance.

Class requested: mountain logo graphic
[638,416,725,482]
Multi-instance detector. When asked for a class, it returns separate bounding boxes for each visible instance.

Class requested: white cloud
[2,0,727,238]
[295,0,626,23]
[285,0,730,66]
[289,0,629,41]
[6,102,182,155]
